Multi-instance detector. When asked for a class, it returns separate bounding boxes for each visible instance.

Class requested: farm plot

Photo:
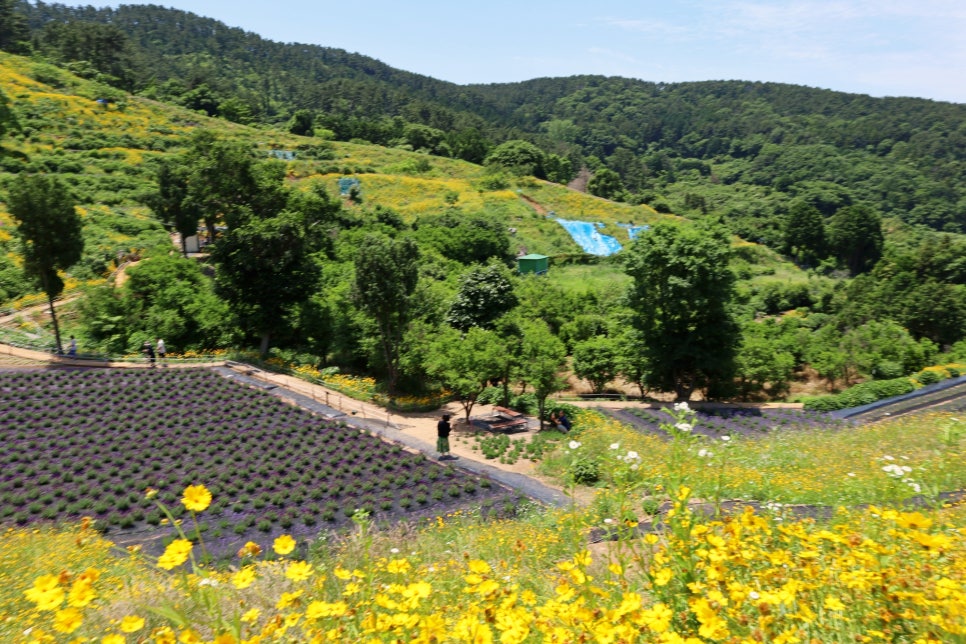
[0,368,521,557]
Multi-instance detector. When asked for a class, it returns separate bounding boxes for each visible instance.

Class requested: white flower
[698,448,713,458]
[721,435,731,442]
[673,402,690,412]
[625,450,639,461]
[198,578,219,588]
[908,482,921,493]
[748,591,760,600]
[610,443,621,450]
[675,422,693,433]
[604,518,614,524]
[881,455,895,461]
[568,440,581,450]
[847,472,856,477]
[630,464,639,470]
[390,548,399,554]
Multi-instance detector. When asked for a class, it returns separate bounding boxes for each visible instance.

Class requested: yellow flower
[53,607,83,633]
[273,534,296,555]
[237,541,262,558]
[102,635,126,644]
[68,578,96,608]
[120,615,145,633]
[24,574,64,611]
[179,628,201,643]
[277,590,303,609]
[181,485,212,512]
[467,559,491,574]
[824,595,846,611]
[652,568,673,587]
[386,558,412,574]
[241,608,260,623]
[157,539,193,570]
[285,560,314,581]
[231,566,256,589]
[306,600,349,619]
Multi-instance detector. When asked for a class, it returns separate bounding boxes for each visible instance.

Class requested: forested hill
[6,1,966,239]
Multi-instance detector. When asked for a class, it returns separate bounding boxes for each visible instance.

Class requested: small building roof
[518,253,549,260]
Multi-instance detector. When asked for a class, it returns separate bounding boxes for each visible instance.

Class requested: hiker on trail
[156,338,166,361]
[143,341,155,366]
[436,413,453,460]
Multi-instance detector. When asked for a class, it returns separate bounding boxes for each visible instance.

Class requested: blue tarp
[619,223,650,240]
[554,218,623,256]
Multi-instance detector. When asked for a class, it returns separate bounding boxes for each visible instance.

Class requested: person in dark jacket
[436,413,453,459]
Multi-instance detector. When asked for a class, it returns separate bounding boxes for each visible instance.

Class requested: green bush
[802,376,918,412]
[568,455,600,485]
[914,369,942,385]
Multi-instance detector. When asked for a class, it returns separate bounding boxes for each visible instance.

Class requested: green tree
[415,212,510,265]
[0,0,29,54]
[587,168,627,202]
[6,174,84,354]
[518,320,567,429]
[445,262,518,332]
[212,211,320,357]
[782,201,826,266]
[624,222,740,400]
[614,327,650,398]
[484,140,546,178]
[827,204,883,275]
[288,109,315,136]
[734,320,797,399]
[80,254,229,354]
[425,326,505,422]
[572,335,618,394]
[145,158,200,257]
[353,234,420,394]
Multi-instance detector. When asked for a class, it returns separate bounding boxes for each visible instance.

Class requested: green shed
[517,253,549,275]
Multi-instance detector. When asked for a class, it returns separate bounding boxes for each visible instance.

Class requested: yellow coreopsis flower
[53,607,83,633]
[157,539,193,570]
[285,560,314,581]
[240,608,260,623]
[24,574,65,611]
[386,558,412,574]
[67,578,96,608]
[273,534,296,555]
[102,634,126,644]
[120,615,145,633]
[824,595,846,611]
[231,566,256,589]
[179,628,202,643]
[181,485,212,512]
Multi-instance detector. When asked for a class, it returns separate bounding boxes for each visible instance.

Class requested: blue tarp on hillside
[619,223,650,241]
[555,218,623,256]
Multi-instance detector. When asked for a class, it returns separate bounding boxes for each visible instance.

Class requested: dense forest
[0,0,964,409]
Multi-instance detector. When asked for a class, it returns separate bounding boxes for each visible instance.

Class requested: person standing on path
[67,336,77,357]
[156,338,166,362]
[436,413,453,460]
[143,341,155,366]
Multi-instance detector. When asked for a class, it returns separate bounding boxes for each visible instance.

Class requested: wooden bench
[493,406,523,419]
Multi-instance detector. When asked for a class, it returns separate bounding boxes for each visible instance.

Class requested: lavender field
[620,405,854,438]
[0,368,519,557]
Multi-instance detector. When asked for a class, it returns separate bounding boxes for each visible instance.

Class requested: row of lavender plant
[0,368,517,556]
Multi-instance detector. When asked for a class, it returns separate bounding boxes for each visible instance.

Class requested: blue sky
[100,0,966,104]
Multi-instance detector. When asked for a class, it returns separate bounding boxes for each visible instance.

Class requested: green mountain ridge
[9,1,965,244]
